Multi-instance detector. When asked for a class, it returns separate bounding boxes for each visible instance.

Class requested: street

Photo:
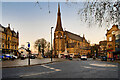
[2,58,119,79]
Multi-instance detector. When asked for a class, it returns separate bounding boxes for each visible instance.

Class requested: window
[15,45,17,49]
[8,44,10,49]
[0,43,1,49]
[56,35,58,38]
[8,37,10,41]
[109,37,112,41]
[13,45,14,49]
[58,32,62,38]
[64,35,66,38]
[2,43,4,48]
[116,34,120,40]
[2,35,5,40]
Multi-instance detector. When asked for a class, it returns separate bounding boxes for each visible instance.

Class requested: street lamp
[51,27,54,62]
[38,43,41,55]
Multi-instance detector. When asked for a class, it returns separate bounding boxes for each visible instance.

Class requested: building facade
[106,25,119,59]
[114,30,120,59]
[0,24,19,55]
[98,40,107,56]
[53,4,90,58]
[91,44,100,58]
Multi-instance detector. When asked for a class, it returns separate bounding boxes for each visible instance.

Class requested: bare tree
[34,38,47,55]
[34,38,50,56]
[79,0,120,27]
[35,0,120,27]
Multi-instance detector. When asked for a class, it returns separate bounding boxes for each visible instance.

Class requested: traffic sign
[28,42,30,48]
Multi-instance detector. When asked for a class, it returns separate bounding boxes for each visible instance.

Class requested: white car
[81,55,87,60]
[12,55,18,59]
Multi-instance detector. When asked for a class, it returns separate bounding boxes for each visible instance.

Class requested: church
[53,4,91,58]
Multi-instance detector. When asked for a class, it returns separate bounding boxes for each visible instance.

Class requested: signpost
[27,42,30,66]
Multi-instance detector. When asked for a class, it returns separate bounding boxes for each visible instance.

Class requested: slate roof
[65,31,83,42]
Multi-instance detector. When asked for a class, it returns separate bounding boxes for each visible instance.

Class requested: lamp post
[38,43,41,55]
[51,27,54,62]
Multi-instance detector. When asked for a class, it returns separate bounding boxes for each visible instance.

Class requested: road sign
[28,42,30,48]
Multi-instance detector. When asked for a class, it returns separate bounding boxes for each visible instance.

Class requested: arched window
[109,37,112,41]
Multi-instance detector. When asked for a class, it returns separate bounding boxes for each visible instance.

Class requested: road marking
[20,65,61,77]
[55,69,61,71]
[49,68,55,69]
[20,71,55,77]
[89,64,118,67]
[83,66,92,69]
[41,65,61,71]
[41,65,50,68]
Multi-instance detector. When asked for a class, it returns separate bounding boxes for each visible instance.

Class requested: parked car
[2,54,6,60]
[2,54,13,60]
[21,54,26,60]
[93,56,96,60]
[81,55,87,60]
[68,57,72,60]
[101,56,107,61]
[30,54,35,59]
[12,55,18,59]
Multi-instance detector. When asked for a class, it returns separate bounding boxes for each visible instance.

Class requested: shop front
[107,49,114,59]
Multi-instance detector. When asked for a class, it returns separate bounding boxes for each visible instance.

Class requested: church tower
[54,3,65,57]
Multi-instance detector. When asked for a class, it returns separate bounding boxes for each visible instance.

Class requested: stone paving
[2,58,66,68]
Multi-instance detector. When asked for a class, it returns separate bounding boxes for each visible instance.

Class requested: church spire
[55,3,63,32]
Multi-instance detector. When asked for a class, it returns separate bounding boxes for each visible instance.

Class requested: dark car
[68,57,72,60]
[101,56,107,61]
[30,54,35,59]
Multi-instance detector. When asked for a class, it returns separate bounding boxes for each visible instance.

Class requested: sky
[1,1,110,52]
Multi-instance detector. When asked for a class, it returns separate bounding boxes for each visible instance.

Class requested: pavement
[96,58,120,63]
[2,58,67,68]
[2,58,119,79]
